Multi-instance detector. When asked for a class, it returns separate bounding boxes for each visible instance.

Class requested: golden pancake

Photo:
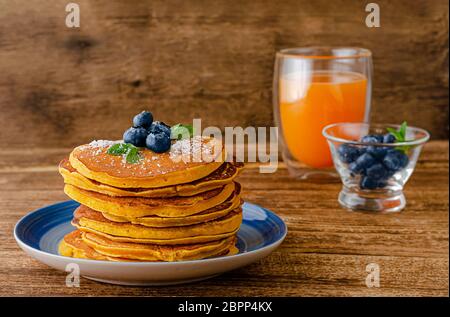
[64,182,236,218]
[102,197,242,228]
[59,230,147,261]
[69,137,225,188]
[103,245,238,262]
[59,230,239,261]
[101,183,242,227]
[59,230,107,260]
[81,231,237,261]
[72,206,242,241]
[59,158,243,198]
[75,223,239,245]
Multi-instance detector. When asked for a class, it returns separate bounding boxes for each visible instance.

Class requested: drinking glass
[273,47,372,178]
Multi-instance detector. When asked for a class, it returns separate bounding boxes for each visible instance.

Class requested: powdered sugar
[170,136,212,155]
[80,137,220,175]
[169,136,219,163]
[88,140,118,148]
[80,140,120,156]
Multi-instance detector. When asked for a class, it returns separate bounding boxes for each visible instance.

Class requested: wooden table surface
[0,141,448,296]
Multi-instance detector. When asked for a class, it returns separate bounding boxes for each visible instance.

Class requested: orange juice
[279,71,367,168]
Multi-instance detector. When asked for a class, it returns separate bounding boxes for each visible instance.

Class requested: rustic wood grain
[0,141,447,296]
[0,0,448,149]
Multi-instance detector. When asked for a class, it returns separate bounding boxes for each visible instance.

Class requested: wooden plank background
[0,0,448,149]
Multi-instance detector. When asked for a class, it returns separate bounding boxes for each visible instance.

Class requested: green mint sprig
[171,123,194,140]
[386,121,410,153]
[107,143,142,164]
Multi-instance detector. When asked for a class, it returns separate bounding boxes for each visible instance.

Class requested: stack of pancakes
[58,138,244,262]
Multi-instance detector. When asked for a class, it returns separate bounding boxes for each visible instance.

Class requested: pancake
[69,137,225,188]
[104,244,238,261]
[74,222,239,245]
[64,182,236,218]
[81,231,237,261]
[59,158,243,198]
[60,230,239,261]
[101,198,241,227]
[72,205,242,242]
[59,230,108,260]
[101,183,242,227]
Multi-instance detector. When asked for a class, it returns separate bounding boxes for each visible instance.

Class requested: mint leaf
[171,124,194,140]
[107,143,129,155]
[386,122,410,153]
[107,143,142,164]
[125,146,141,163]
[386,122,408,142]
[386,128,402,141]
[399,121,407,141]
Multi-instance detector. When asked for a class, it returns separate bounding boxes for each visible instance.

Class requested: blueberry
[123,127,148,147]
[148,121,171,137]
[358,146,367,155]
[366,146,389,160]
[366,163,388,180]
[146,132,171,153]
[383,133,396,143]
[385,168,397,178]
[349,153,376,175]
[383,150,409,172]
[361,134,383,144]
[338,144,361,163]
[360,176,386,190]
[132,111,153,129]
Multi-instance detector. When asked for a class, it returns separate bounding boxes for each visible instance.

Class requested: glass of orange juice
[273,47,372,178]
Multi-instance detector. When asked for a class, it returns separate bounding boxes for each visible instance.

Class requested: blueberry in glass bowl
[322,122,430,213]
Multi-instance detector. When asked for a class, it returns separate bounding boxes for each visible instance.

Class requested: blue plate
[15,201,287,285]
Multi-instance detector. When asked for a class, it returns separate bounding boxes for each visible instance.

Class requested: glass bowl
[322,122,430,212]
